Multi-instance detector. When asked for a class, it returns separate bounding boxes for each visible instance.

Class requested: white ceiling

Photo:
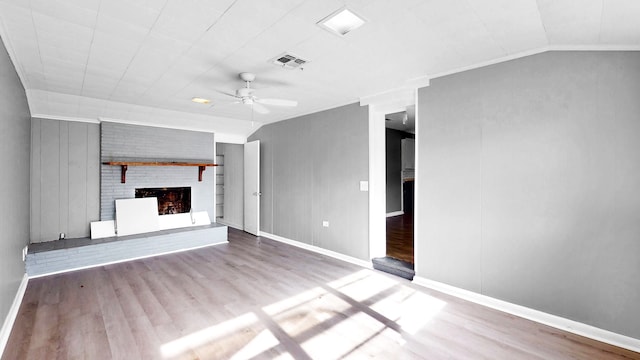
[0,0,639,141]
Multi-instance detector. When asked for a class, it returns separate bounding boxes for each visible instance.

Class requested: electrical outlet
[322,221,329,227]
[22,246,28,261]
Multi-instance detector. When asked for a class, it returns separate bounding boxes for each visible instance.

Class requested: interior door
[243,140,260,235]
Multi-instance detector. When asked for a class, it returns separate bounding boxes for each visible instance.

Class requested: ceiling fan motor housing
[236,87,253,98]
[239,72,256,82]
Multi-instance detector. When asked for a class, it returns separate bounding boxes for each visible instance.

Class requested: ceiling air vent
[271,53,309,70]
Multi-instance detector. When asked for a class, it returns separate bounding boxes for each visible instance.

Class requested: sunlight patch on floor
[396,292,447,334]
[229,328,281,360]
[328,269,397,302]
[160,312,259,358]
[269,292,352,338]
[160,268,447,358]
[367,285,447,335]
[262,286,326,316]
[300,312,387,358]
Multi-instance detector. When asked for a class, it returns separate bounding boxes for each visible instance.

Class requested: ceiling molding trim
[546,44,640,51]
[98,117,217,134]
[31,114,99,124]
[215,133,250,144]
[359,87,416,107]
[428,46,551,81]
[403,76,431,90]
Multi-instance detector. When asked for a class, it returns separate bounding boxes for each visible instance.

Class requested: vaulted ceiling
[0,0,639,141]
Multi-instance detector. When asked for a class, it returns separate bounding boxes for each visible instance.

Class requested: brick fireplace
[135,187,191,215]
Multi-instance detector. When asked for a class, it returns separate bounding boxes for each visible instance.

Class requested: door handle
[253,192,262,196]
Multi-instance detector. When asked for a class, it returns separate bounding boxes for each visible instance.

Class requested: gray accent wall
[248,103,369,260]
[100,122,215,221]
[216,143,244,230]
[0,38,30,333]
[30,119,100,242]
[417,51,640,339]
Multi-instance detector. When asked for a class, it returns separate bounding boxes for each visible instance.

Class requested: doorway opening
[215,142,245,231]
[214,141,260,236]
[372,106,416,280]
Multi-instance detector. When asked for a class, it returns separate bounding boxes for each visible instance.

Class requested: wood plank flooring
[386,213,414,264]
[4,228,639,359]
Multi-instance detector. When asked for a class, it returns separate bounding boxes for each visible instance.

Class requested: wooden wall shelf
[102,161,217,183]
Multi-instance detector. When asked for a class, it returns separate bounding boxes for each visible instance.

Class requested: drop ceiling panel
[152,0,224,42]
[352,0,424,23]
[242,15,320,61]
[32,13,93,51]
[1,0,639,138]
[29,0,98,29]
[38,43,89,67]
[144,73,193,100]
[81,73,120,98]
[467,0,548,54]
[110,80,150,102]
[536,0,603,45]
[0,2,34,33]
[99,0,164,29]
[95,13,149,44]
[87,30,142,72]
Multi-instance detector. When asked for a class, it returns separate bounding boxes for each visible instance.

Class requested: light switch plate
[322,221,329,227]
[360,181,369,191]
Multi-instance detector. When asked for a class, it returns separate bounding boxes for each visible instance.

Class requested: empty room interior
[1,1,640,359]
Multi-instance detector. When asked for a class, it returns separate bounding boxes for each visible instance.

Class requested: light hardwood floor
[3,228,639,359]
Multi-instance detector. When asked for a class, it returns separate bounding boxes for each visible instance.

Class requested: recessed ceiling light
[318,8,366,36]
[191,97,211,104]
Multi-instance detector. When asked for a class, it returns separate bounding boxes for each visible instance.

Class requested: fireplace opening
[135,187,191,215]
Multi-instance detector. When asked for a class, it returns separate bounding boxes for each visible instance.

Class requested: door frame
[363,88,419,268]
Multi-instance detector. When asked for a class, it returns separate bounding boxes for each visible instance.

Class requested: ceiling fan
[219,72,298,114]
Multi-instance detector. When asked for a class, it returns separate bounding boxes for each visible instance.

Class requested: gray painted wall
[30,119,100,242]
[417,51,640,339]
[0,38,30,334]
[216,143,244,230]
[100,122,215,222]
[249,103,369,260]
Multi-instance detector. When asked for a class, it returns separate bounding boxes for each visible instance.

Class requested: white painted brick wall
[100,122,216,220]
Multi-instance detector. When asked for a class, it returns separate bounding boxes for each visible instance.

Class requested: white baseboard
[412,276,640,354]
[259,231,372,269]
[386,211,404,218]
[0,273,29,357]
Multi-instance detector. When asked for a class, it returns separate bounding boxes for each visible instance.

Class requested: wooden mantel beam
[102,161,218,184]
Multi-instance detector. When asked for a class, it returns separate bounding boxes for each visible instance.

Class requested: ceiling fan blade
[251,102,270,114]
[214,89,238,99]
[255,98,298,107]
